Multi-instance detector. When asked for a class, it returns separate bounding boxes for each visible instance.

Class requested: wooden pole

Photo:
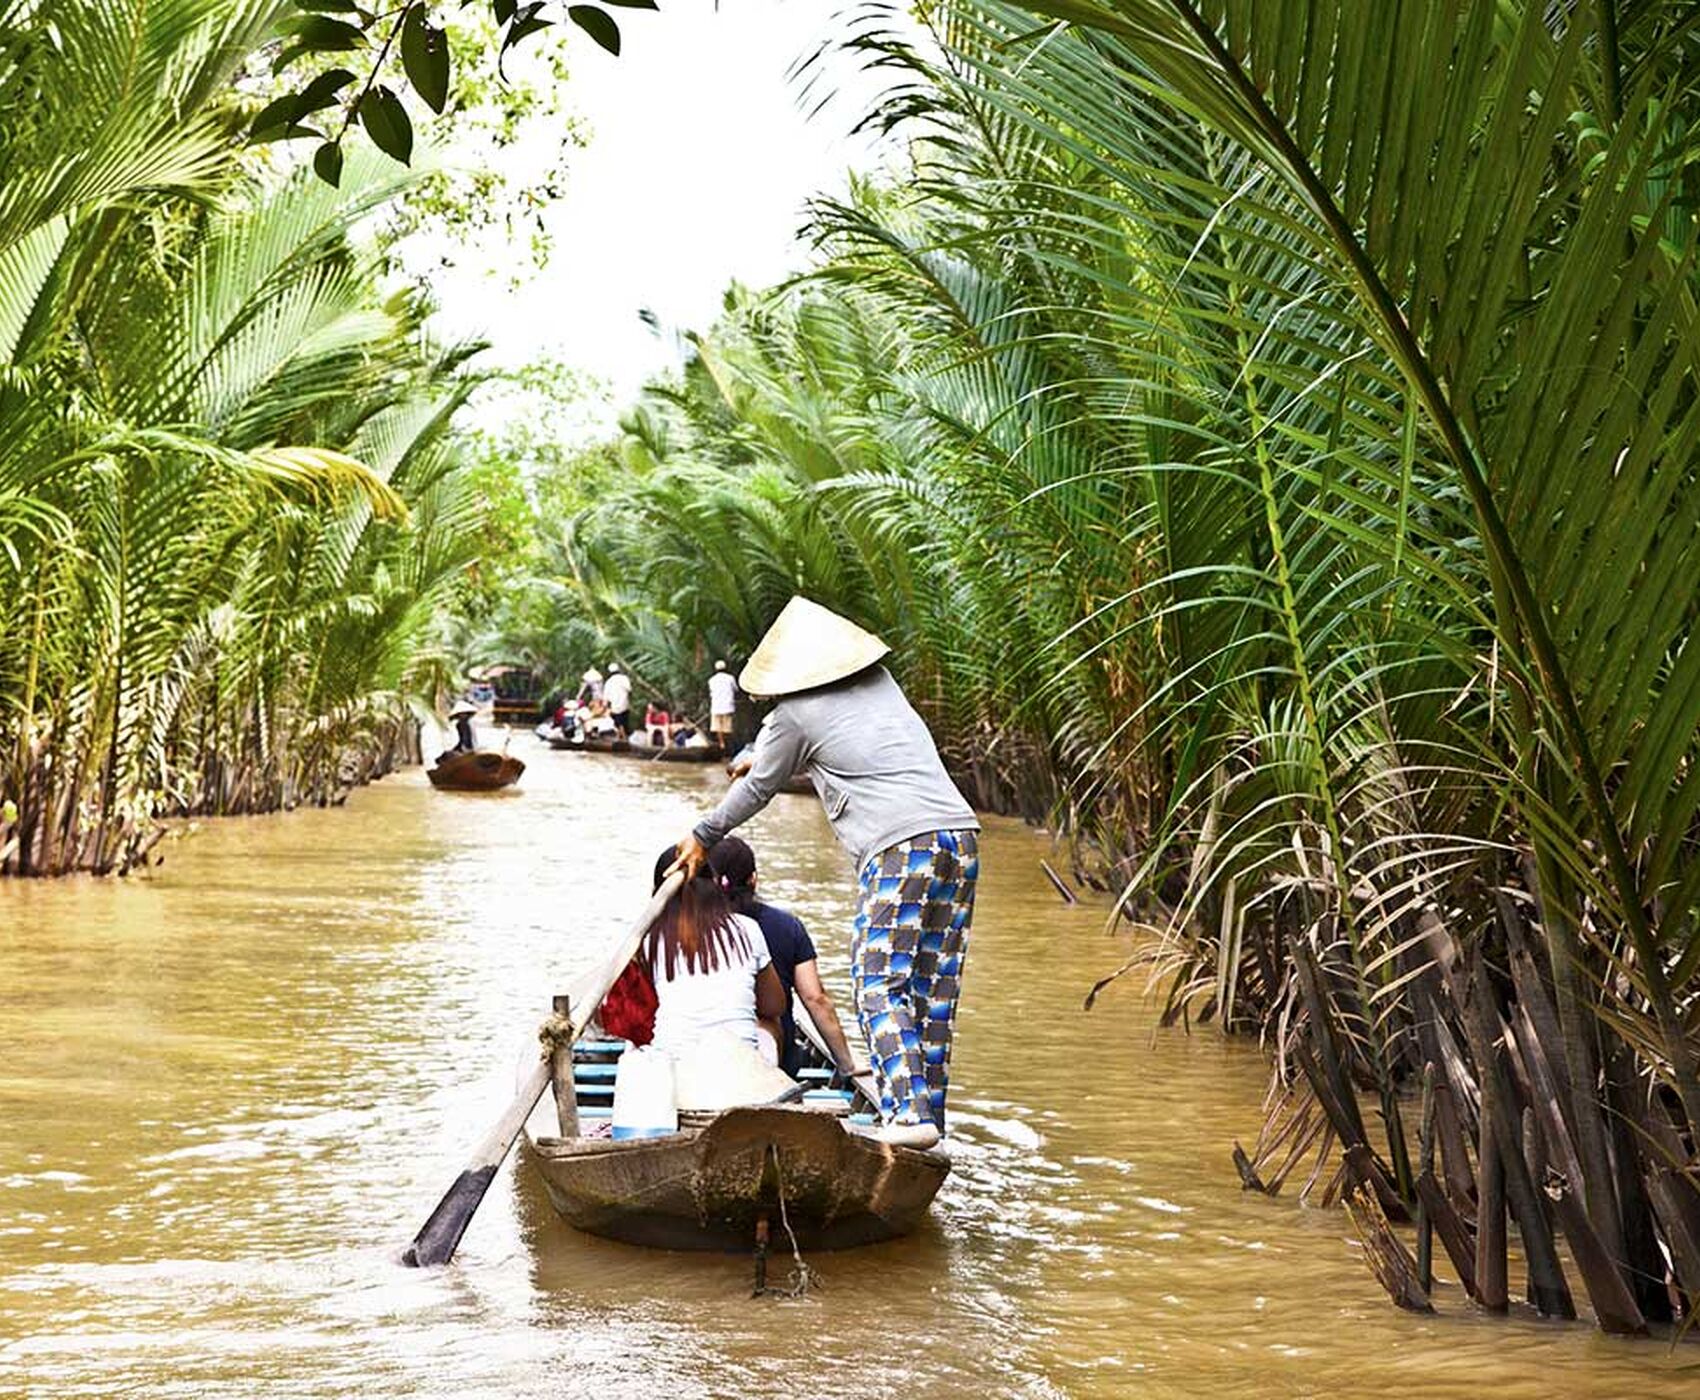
[550,994,579,1141]
[402,871,684,1267]
[1433,1078,1476,1210]
[1039,859,1078,904]
[1605,1046,1676,1322]
[1414,1170,1477,1298]
[1544,1174,1649,1335]
[1502,1039,1646,1332]
[752,1215,771,1295]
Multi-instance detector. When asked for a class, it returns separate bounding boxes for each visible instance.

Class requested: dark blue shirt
[748,899,817,1074]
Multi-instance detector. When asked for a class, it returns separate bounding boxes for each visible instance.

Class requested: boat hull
[426,751,525,790]
[650,745,723,764]
[526,1105,948,1251]
[547,738,724,764]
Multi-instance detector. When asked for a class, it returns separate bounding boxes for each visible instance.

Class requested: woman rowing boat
[673,597,979,1150]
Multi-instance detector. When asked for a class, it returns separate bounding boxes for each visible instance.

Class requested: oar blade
[399,1058,550,1268]
[398,872,684,1268]
[402,1164,500,1267]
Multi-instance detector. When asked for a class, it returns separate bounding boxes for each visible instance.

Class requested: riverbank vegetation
[6,0,1700,1343]
[0,0,495,874]
[504,1,1700,1335]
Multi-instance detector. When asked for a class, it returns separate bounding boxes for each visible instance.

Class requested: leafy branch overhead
[251,0,659,184]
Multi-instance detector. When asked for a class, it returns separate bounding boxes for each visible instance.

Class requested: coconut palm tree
[0,0,490,873]
[507,0,1700,1331]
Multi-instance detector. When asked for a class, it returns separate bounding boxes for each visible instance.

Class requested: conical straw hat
[738,597,889,698]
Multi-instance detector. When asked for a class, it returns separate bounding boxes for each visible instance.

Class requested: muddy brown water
[2,747,1694,1398]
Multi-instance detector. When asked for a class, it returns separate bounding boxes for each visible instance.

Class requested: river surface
[2,746,1695,1398]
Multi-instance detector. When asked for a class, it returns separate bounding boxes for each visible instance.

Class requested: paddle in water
[401,871,684,1267]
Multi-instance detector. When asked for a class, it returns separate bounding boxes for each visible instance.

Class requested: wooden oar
[402,870,684,1267]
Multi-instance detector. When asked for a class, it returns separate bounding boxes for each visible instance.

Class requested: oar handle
[401,870,686,1268]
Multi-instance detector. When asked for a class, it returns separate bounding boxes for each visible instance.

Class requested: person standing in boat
[707,836,860,1079]
[604,663,633,739]
[673,597,979,1150]
[707,659,738,751]
[448,700,478,754]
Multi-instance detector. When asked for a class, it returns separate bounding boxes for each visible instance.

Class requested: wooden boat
[546,735,725,764]
[522,1016,948,1252]
[648,743,723,764]
[426,750,525,790]
[469,662,545,726]
[541,733,624,753]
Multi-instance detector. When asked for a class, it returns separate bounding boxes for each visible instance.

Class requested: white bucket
[611,1046,678,1140]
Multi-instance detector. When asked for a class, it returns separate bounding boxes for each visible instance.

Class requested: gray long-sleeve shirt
[693,665,978,871]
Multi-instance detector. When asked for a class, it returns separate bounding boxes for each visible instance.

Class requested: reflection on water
[1,748,1694,1398]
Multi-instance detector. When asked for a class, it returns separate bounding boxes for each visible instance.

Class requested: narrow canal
[1,748,1693,1397]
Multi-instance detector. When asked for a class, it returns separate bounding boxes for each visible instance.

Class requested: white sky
[421,0,897,432]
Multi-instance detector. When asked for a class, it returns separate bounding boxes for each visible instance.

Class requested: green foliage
[251,0,655,181]
[402,4,451,114]
[374,8,589,282]
[359,84,414,164]
[0,0,495,874]
[567,5,620,54]
[500,0,1700,1327]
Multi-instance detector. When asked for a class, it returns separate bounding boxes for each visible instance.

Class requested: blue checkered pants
[851,829,979,1131]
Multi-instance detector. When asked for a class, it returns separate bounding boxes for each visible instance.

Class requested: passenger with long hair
[645,845,787,1065]
[707,837,859,1078]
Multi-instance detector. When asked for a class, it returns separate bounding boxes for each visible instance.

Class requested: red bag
[599,956,658,1046]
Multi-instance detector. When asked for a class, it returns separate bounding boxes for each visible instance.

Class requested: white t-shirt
[708,670,737,717]
[648,914,770,1054]
[604,672,632,712]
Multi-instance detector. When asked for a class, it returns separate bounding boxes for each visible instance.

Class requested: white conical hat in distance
[738,596,889,698]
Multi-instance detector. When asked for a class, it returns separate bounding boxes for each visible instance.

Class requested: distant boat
[649,744,724,765]
[427,750,525,791]
[466,662,546,726]
[546,735,725,764]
